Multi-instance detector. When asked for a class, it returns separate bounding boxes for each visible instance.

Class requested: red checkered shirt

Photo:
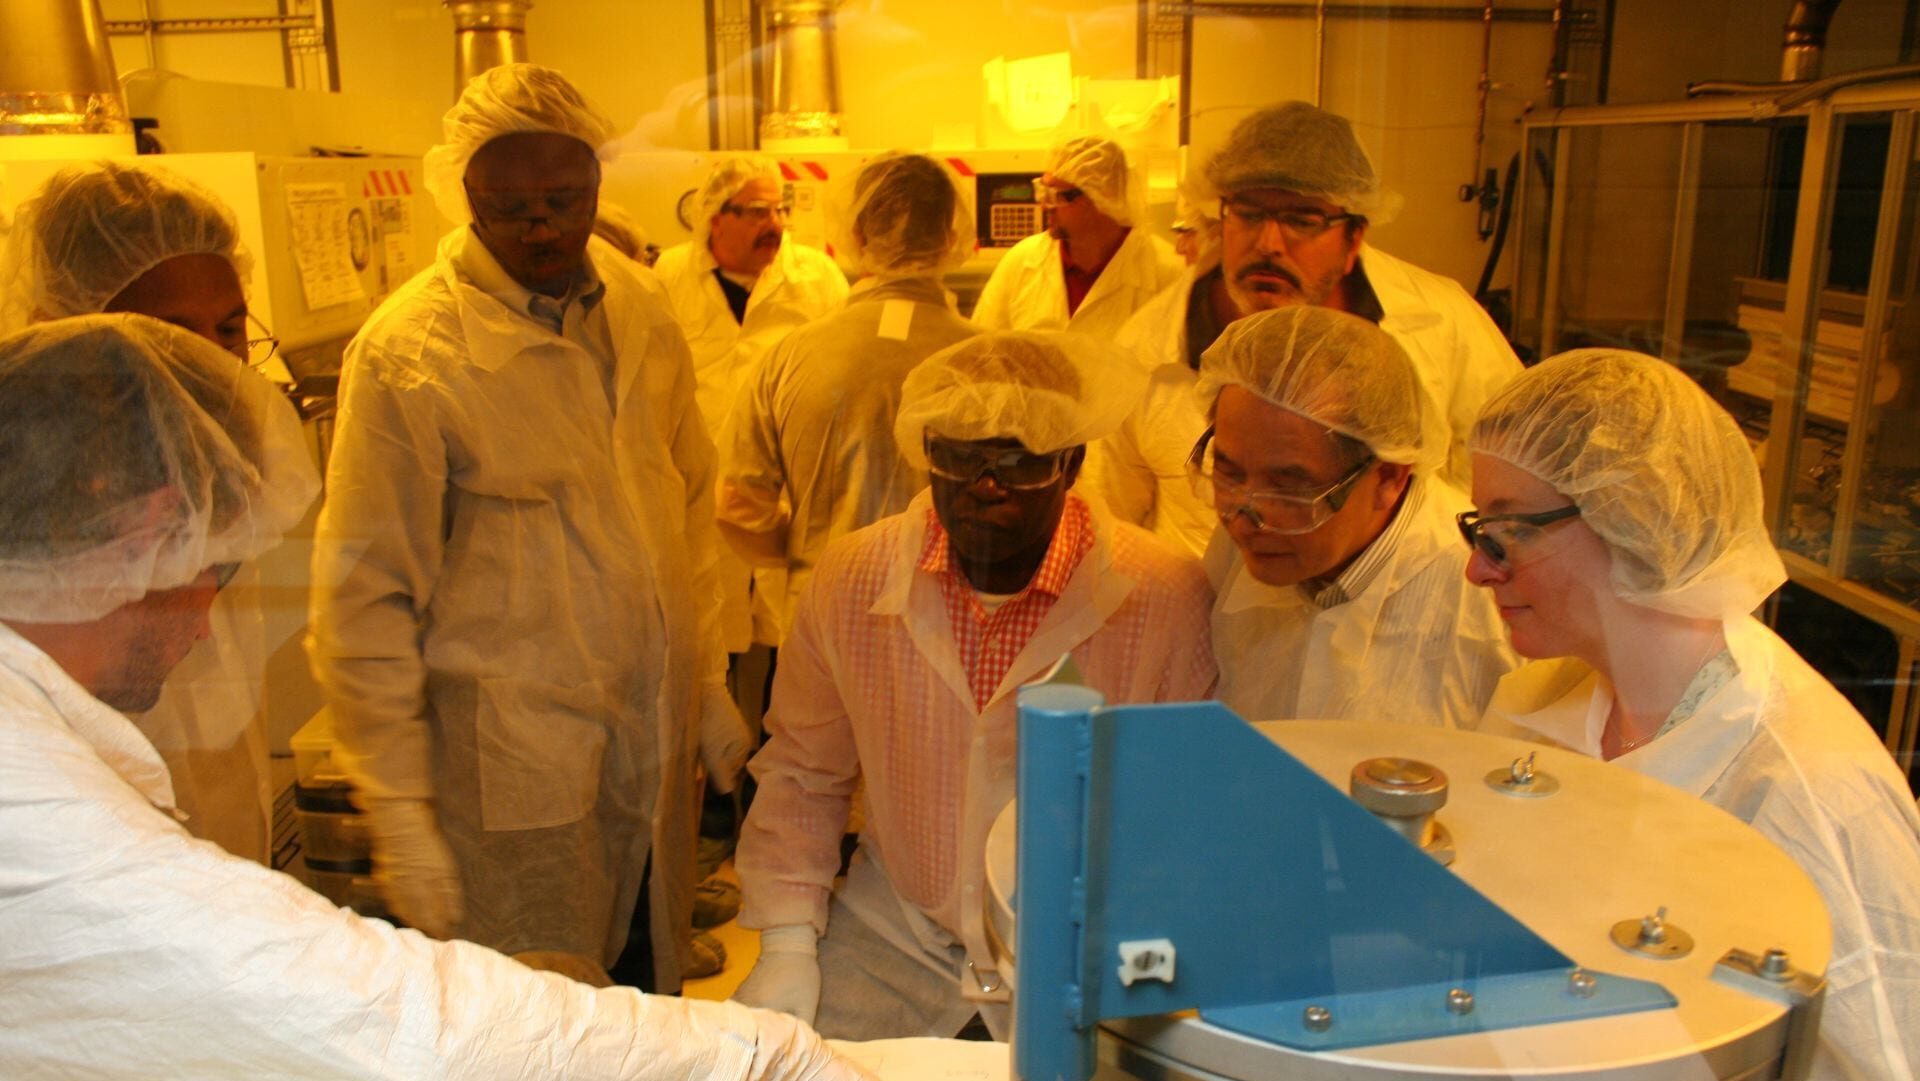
[917,496,1096,710]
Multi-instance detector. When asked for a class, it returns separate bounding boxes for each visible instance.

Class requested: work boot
[683,930,727,980]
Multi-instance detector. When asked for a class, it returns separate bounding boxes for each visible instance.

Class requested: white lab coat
[1090,247,1522,542]
[737,493,1217,1038]
[654,238,849,649]
[1207,475,1519,727]
[0,622,815,1081]
[135,564,274,862]
[970,227,1183,339]
[1478,616,1920,1081]
[310,229,741,989]
[718,275,980,638]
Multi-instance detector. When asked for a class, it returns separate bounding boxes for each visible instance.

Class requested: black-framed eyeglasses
[720,199,793,223]
[1219,199,1360,241]
[245,312,279,371]
[464,183,598,233]
[924,434,1071,491]
[1187,426,1374,535]
[1455,506,1583,569]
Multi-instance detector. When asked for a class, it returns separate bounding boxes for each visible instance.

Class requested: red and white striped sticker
[362,169,414,199]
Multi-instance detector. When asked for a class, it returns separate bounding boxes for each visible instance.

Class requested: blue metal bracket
[1011,684,1676,1081]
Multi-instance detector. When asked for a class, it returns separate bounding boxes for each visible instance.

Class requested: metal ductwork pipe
[1780,0,1843,82]
[0,0,128,137]
[446,0,532,98]
[761,0,842,143]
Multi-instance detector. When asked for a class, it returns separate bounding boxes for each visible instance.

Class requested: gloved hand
[731,924,821,1024]
[739,1003,879,1081]
[699,682,752,795]
[661,996,877,1081]
[363,797,464,938]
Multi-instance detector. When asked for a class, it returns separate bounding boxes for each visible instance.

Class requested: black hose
[1475,151,1522,302]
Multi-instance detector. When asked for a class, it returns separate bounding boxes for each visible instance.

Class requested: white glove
[699,682,752,795]
[663,996,878,1081]
[732,924,821,1025]
[363,797,464,938]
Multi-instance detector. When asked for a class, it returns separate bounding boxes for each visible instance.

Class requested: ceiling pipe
[761,0,842,144]
[0,0,129,137]
[1780,0,1843,82]
[445,0,532,98]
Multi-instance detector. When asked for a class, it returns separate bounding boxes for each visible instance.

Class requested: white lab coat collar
[1360,246,1446,336]
[0,622,177,812]
[868,489,1136,711]
[1484,615,1770,799]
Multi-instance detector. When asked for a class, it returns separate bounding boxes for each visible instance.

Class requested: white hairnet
[835,151,972,280]
[1470,349,1786,620]
[1043,136,1137,226]
[1195,306,1442,471]
[894,331,1144,465]
[1204,102,1401,224]
[693,155,783,249]
[1,162,250,330]
[0,314,319,623]
[422,63,617,227]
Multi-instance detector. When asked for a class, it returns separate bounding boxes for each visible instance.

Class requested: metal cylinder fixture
[761,0,842,142]
[446,0,532,98]
[0,0,128,136]
[1349,757,1454,864]
[1780,0,1843,82]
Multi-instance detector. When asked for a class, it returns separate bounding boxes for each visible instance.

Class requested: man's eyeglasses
[1455,506,1583,570]
[246,313,279,371]
[720,199,793,223]
[464,185,597,233]
[1219,199,1360,242]
[925,435,1071,491]
[1032,181,1084,207]
[1187,427,1373,535]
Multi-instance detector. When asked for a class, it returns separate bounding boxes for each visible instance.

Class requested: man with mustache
[971,136,1182,340]
[728,332,1215,1040]
[655,157,848,655]
[310,65,749,993]
[1090,101,1521,558]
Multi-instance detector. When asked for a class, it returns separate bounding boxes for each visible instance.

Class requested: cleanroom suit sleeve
[661,317,754,782]
[716,343,794,568]
[0,702,865,1081]
[734,575,861,934]
[1085,416,1156,527]
[309,349,448,802]
[969,255,1017,329]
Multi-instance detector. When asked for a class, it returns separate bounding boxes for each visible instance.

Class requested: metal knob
[1350,757,1455,864]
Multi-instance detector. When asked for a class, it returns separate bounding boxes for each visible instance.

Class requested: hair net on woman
[691,155,783,248]
[0,314,319,623]
[1203,101,1401,224]
[1195,305,1444,472]
[1042,136,1137,226]
[1470,349,1785,620]
[833,151,972,280]
[422,62,618,227]
[894,331,1143,465]
[1,162,249,330]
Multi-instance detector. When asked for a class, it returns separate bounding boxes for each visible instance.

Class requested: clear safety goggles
[925,435,1071,491]
[1187,426,1373,535]
[1455,506,1583,570]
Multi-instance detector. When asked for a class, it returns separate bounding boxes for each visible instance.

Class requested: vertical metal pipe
[1473,0,1493,181]
[0,0,129,135]
[1780,0,1843,82]
[445,0,532,98]
[1540,126,1573,357]
[1661,122,1703,364]
[1312,0,1327,107]
[761,0,842,142]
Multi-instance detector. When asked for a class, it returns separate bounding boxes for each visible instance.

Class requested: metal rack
[1513,73,1920,781]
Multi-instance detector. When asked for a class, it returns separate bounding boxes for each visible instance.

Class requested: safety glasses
[1186,426,1373,535]
[1455,506,1583,570]
[925,435,1070,491]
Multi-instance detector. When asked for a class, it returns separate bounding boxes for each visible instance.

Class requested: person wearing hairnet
[1091,101,1521,557]
[309,64,750,991]
[654,155,848,653]
[970,136,1182,339]
[0,315,872,1081]
[1196,307,1514,726]
[1465,350,1920,1081]
[0,161,282,864]
[717,152,980,637]
[730,332,1216,1040]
